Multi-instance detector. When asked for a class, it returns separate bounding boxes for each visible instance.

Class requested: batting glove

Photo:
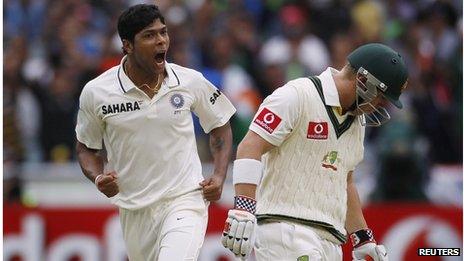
[351,229,388,261]
[221,195,257,260]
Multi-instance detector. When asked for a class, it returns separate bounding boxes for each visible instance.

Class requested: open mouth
[155,52,165,65]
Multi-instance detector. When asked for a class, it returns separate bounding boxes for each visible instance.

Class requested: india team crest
[170,93,184,109]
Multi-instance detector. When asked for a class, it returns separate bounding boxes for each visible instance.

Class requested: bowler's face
[132,19,169,75]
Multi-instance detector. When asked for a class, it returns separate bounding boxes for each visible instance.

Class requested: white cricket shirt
[250,68,365,243]
[76,57,236,209]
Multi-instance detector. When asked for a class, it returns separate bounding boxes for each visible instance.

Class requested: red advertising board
[4,203,462,261]
[342,203,462,260]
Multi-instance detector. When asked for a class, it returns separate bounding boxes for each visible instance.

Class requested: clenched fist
[95,171,119,198]
[199,174,225,201]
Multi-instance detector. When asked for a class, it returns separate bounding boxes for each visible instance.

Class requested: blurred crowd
[3,0,462,202]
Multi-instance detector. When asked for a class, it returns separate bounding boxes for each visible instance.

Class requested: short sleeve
[249,83,300,146]
[75,85,104,149]
[191,75,236,133]
[349,124,366,171]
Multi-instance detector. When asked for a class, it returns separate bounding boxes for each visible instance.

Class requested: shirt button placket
[146,102,157,119]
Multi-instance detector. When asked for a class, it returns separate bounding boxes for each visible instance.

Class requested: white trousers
[255,221,342,261]
[119,190,208,261]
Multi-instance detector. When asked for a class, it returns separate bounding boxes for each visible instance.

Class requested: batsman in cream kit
[76,4,235,261]
[222,43,409,260]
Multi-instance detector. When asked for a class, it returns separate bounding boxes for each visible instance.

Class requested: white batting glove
[350,228,388,261]
[221,195,257,260]
[352,243,388,261]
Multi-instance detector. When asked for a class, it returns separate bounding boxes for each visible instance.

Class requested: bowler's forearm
[76,141,105,183]
[209,122,233,180]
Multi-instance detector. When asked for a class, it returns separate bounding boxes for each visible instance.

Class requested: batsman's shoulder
[270,80,300,103]
[287,77,313,90]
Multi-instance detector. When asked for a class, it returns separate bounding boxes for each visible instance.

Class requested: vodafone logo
[263,113,275,124]
[307,122,328,139]
[314,123,324,134]
[382,215,462,261]
[254,108,282,134]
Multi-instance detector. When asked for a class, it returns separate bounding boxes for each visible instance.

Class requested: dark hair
[117,4,165,42]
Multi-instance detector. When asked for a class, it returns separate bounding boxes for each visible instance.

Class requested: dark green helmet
[347,43,408,109]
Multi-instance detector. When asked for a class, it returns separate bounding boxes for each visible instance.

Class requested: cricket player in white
[221,43,409,260]
[76,4,235,261]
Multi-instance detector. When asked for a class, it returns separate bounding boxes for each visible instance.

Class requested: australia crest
[322,151,340,171]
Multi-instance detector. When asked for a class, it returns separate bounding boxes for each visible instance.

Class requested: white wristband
[94,174,104,186]
[233,158,263,185]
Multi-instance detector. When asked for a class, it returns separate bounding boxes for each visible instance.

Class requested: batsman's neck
[333,68,357,112]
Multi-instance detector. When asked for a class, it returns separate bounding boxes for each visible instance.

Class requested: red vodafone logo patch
[254,108,282,134]
[307,122,328,139]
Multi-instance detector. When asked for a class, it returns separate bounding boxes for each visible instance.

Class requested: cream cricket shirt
[250,68,365,243]
[76,58,236,209]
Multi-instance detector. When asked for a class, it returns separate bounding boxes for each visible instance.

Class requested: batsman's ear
[122,39,133,55]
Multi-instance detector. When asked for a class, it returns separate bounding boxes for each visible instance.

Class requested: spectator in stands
[2,0,462,206]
